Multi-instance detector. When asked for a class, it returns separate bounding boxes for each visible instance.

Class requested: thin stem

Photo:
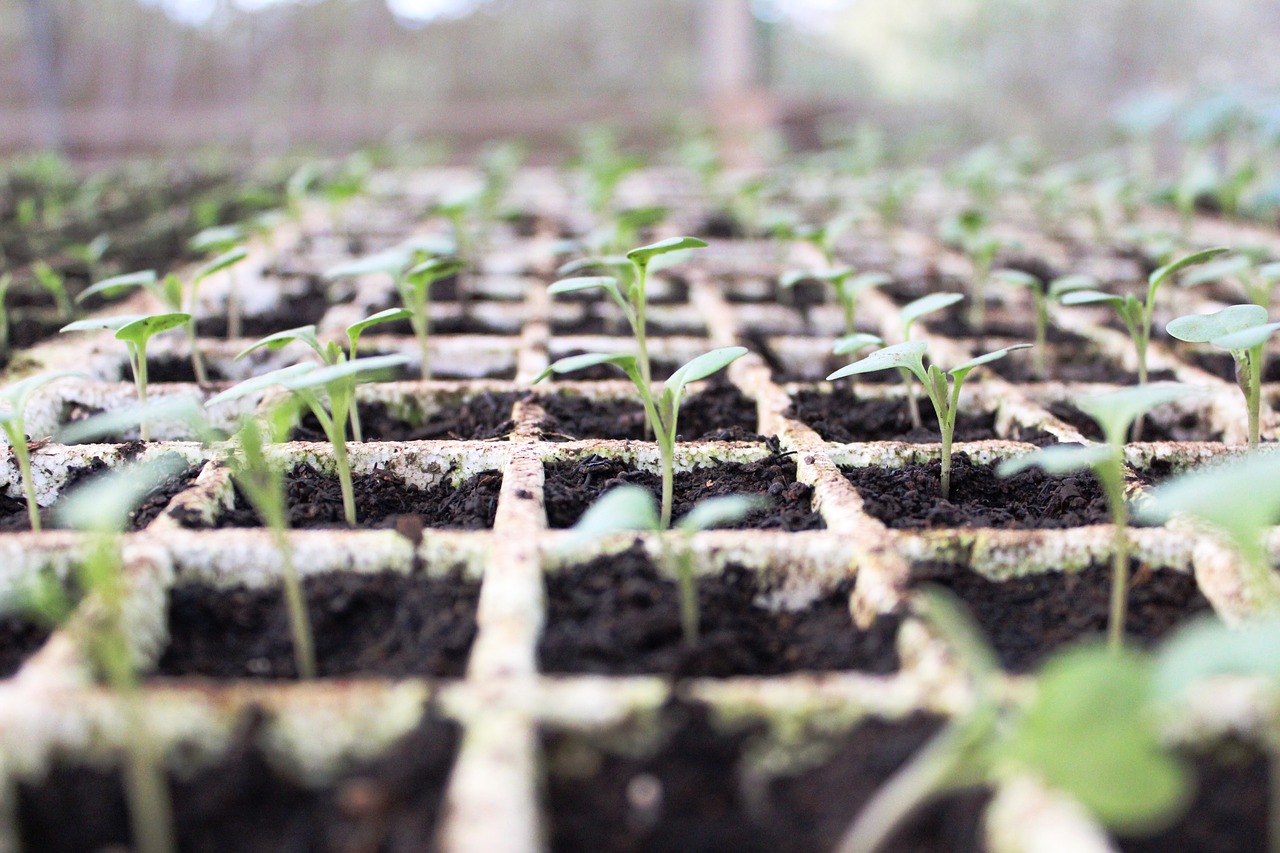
[900,369,922,430]
[1245,349,1262,448]
[308,395,358,526]
[633,262,652,389]
[11,433,40,531]
[272,527,316,679]
[416,287,431,380]
[839,282,857,337]
[186,318,208,386]
[131,343,150,442]
[1033,291,1048,379]
[227,268,241,340]
[939,378,960,500]
[121,692,175,853]
[659,434,675,531]
[1100,459,1130,651]
[658,534,698,645]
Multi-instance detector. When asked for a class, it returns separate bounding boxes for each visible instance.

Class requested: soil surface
[17,704,459,853]
[543,701,988,853]
[536,382,762,442]
[843,456,1112,529]
[539,547,899,677]
[296,394,521,442]
[156,568,479,679]
[543,456,824,531]
[550,313,701,337]
[0,618,52,678]
[911,561,1211,672]
[742,333,895,385]
[789,391,1034,444]
[1116,740,1266,853]
[202,464,500,530]
[1047,400,1223,442]
[195,282,331,338]
[140,355,230,384]
[0,458,200,532]
[986,346,1159,384]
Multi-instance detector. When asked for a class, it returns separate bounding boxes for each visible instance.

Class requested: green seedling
[565,485,764,644]
[896,292,965,429]
[66,233,110,286]
[535,346,747,528]
[794,211,857,267]
[0,273,11,358]
[991,270,1095,378]
[550,237,708,387]
[999,384,1196,650]
[31,260,74,320]
[49,455,194,853]
[575,125,643,222]
[208,355,409,526]
[780,267,891,337]
[1167,305,1280,446]
[939,209,1010,332]
[60,313,191,441]
[1181,254,1280,311]
[837,588,1188,853]
[1139,450,1280,611]
[594,205,668,256]
[830,340,1029,499]
[1060,247,1228,391]
[189,227,249,340]
[0,372,79,530]
[832,332,884,363]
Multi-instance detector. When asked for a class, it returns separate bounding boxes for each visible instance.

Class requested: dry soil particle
[296,394,520,442]
[543,702,987,853]
[0,459,200,532]
[536,382,762,442]
[789,392,1052,444]
[0,618,52,678]
[17,705,459,853]
[538,547,898,677]
[842,455,1112,529]
[1047,400,1223,442]
[155,568,479,679]
[910,561,1211,672]
[542,456,824,531]
[205,464,500,531]
[1116,740,1266,853]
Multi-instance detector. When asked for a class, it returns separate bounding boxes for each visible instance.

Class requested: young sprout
[1060,247,1228,387]
[896,292,965,429]
[1139,450,1280,611]
[1181,253,1280,311]
[565,485,763,644]
[998,384,1196,650]
[576,125,643,222]
[0,372,78,530]
[60,312,192,441]
[1167,304,1280,446]
[830,340,1031,499]
[0,273,11,359]
[838,588,1188,853]
[207,355,409,526]
[51,455,193,853]
[550,237,708,387]
[780,267,891,337]
[535,346,747,528]
[991,270,1095,379]
[66,233,110,286]
[31,260,74,320]
[794,211,857,267]
[190,243,249,341]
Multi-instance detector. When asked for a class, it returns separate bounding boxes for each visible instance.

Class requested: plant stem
[900,369,922,430]
[839,284,857,337]
[1033,291,1048,380]
[633,262,652,388]
[939,379,961,500]
[416,288,431,380]
[331,433,356,527]
[11,432,40,531]
[130,343,150,442]
[659,435,675,530]
[659,534,698,645]
[1244,348,1263,447]
[227,268,241,340]
[1100,458,1129,651]
[185,318,208,386]
[272,527,315,679]
[121,692,175,853]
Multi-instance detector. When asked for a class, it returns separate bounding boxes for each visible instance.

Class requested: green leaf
[1166,304,1269,343]
[625,236,708,266]
[280,354,410,391]
[1148,247,1230,299]
[161,273,184,311]
[533,352,640,384]
[114,313,192,347]
[189,225,244,253]
[567,485,661,541]
[54,454,191,534]
[1180,255,1251,288]
[405,256,465,283]
[75,270,156,304]
[1153,615,1280,702]
[832,333,884,355]
[557,255,630,277]
[346,308,412,351]
[782,267,853,288]
[997,444,1114,478]
[0,371,80,415]
[827,340,928,382]
[1211,322,1280,352]
[1048,274,1098,299]
[61,315,146,334]
[1059,290,1125,307]
[235,325,323,361]
[1137,450,1280,551]
[949,343,1032,375]
[663,346,748,396]
[900,292,964,336]
[1075,385,1197,446]
[1000,645,1188,833]
[992,269,1040,289]
[676,495,767,532]
[204,363,319,406]
[193,247,248,283]
[548,276,624,304]
[324,249,412,280]
[56,395,208,444]
[846,271,892,292]
[1259,262,1280,282]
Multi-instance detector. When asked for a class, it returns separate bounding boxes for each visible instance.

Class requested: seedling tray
[0,168,1277,852]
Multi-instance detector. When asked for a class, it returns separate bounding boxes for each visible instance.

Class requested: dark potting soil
[136,355,229,384]
[1183,349,1280,385]
[543,702,988,853]
[542,457,824,531]
[740,332,895,385]
[843,455,1112,530]
[536,382,762,442]
[194,283,331,338]
[17,704,460,853]
[910,561,1211,672]
[550,313,701,337]
[986,345,1159,384]
[0,618,52,677]
[203,464,500,531]
[1047,400,1222,442]
[789,391,1052,444]
[539,547,899,677]
[155,568,479,679]
[923,305,1085,344]
[1116,739,1267,853]
[295,394,521,442]
[0,457,199,532]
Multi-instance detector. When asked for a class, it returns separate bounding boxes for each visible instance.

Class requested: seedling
[535,346,747,528]
[1181,253,1280,311]
[830,340,1030,498]
[793,211,857,267]
[549,237,708,387]
[575,125,643,222]
[938,209,1010,332]
[48,456,193,853]
[31,260,74,320]
[188,228,249,340]
[565,485,763,644]
[207,354,409,525]
[998,384,1196,650]
[0,372,78,530]
[780,267,891,337]
[896,292,965,429]
[991,269,1095,378]
[66,233,110,286]
[1139,450,1280,611]
[60,312,191,441]
[837,588,1188,853]
[1167,304,1280,446]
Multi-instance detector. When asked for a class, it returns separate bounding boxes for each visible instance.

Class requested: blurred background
[5,0,1280,163]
